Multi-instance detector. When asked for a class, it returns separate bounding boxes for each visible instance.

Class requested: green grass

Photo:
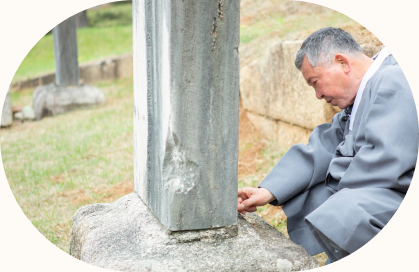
[1,78,134,252]
[87,2,132,28]
[240,10,356,45]
[12,2,133,83]
[77,26,132,62]
[12,25,133,83]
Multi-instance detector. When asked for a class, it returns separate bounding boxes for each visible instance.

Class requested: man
[237,27,418,264]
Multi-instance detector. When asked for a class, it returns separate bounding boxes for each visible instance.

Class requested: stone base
[32,83,105,120]
[70,193,318,271]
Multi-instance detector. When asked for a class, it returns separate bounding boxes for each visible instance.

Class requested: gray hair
[295,27,363,70]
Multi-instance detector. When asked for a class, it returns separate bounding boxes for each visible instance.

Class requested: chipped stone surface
[71,193,319,271]
[32,83,105,120]
[133,0,240,231]
[162,130,198,195]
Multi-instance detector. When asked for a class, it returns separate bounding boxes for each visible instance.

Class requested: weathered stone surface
[115,53,133,79]
[79,62,102,85]
[75,10,89,28]
[70,193,318,272]
[39,73,56,85]
[246,112,311,150]
[133,0,240,231]
[53,15,79,86]
[100,59,116,80]
[32,83,105,120]
[19,77,40,90]
[240,40,340,130]
[1,91,12,127]
[79,58,118,84]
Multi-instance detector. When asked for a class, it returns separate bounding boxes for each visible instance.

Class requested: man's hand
[237,187,276,214]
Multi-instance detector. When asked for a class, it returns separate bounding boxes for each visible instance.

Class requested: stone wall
[10,52,133,91]
[240,40,382,150]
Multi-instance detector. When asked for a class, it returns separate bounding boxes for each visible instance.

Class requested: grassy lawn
[240,10,356,45]
[2,78,134,251]
[2,78,290,256]
[12,2,133,83]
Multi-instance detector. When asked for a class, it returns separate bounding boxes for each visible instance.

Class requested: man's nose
[315,90,323,100]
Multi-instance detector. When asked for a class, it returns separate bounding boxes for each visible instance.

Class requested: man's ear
[334,53,351,74]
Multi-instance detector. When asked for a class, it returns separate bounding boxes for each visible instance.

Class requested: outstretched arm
[259,110,346,206]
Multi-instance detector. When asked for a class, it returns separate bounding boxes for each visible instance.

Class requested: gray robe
[259,55,418,262]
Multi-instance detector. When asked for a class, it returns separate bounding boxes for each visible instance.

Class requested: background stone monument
[52,15,80,87]
[32,14,105,120]
[70,1,318,270]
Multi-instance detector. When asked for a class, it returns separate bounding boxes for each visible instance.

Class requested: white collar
[349,47,391,131]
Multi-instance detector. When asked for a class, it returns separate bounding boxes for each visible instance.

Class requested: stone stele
[53,14,79,87]
[133,0,240,231]
[70,193,319,272]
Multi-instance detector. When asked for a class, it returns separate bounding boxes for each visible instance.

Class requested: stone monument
[133,0,239,231]
[52,14,80,87]
[70,1,318,271]
[32,14,105,120]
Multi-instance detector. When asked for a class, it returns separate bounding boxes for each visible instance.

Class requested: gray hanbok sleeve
[259,112,346,206]
[338,67,418,193]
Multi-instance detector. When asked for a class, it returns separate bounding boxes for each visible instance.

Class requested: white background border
[1,0,418,271]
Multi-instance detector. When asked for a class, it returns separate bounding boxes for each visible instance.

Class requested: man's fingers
[247,206,257,213]
[237,202,246,214]
[239,203,257,214]
[242,197,258,209]
[238,187,263,214]
[238,190,250,201]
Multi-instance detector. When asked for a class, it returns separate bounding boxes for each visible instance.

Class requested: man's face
[301,55,355,109]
